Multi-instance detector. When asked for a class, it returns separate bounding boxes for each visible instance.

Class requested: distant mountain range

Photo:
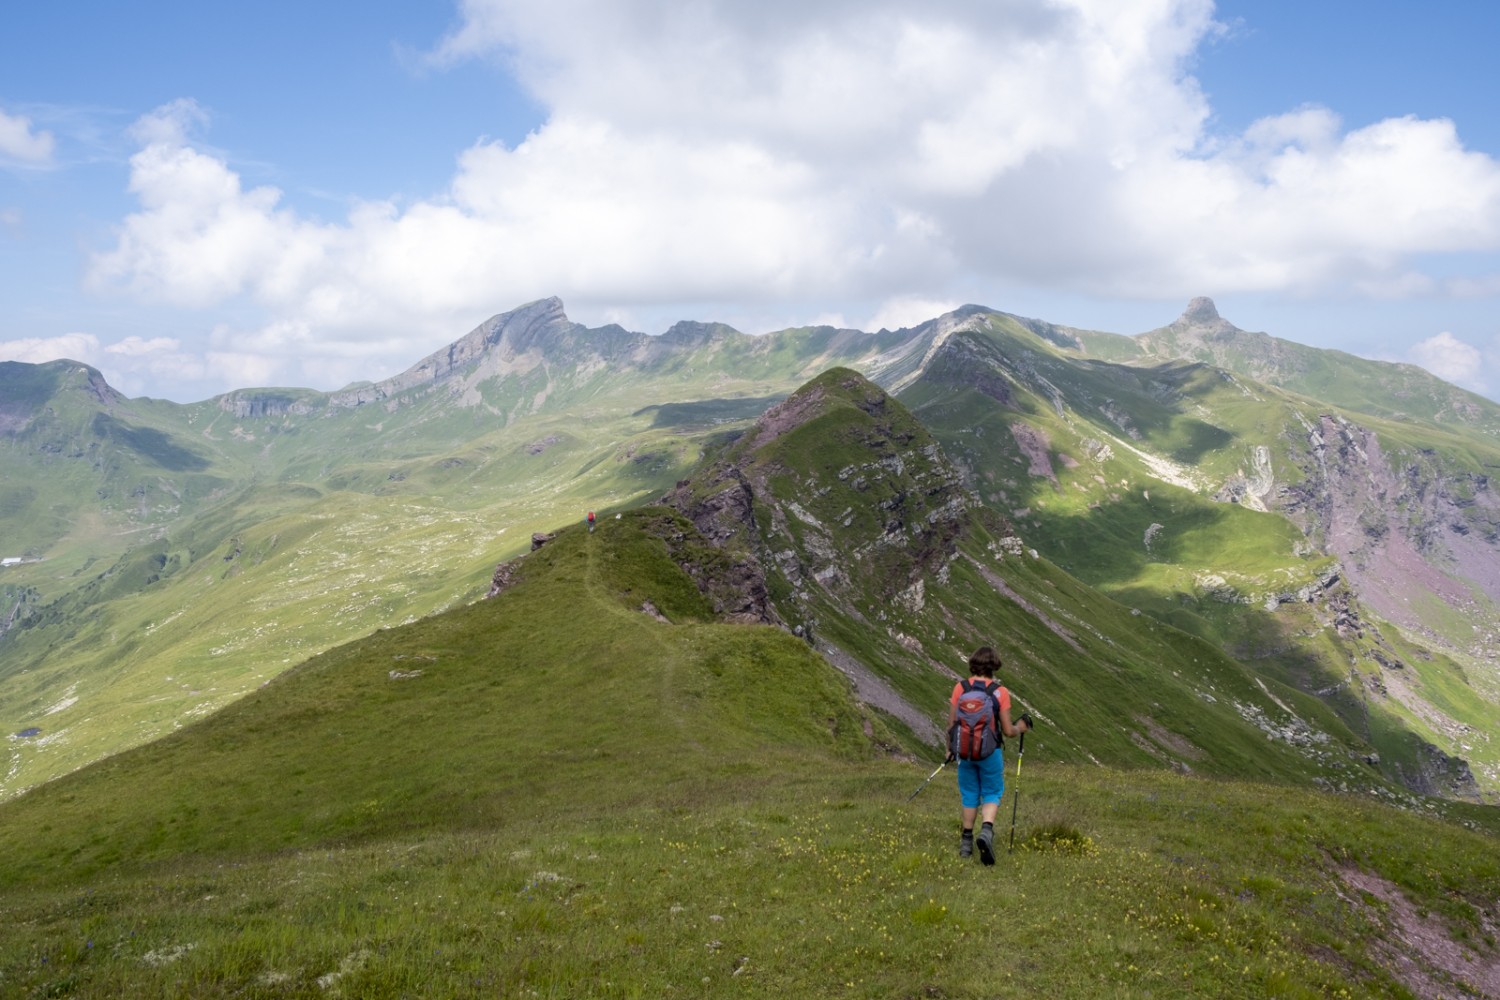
[3,295,1499,806]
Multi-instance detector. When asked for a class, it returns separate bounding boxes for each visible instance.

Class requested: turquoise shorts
[956,752,1006,807]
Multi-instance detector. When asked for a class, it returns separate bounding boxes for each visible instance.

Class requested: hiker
[949,646,1031,865]
[587,511,595,533]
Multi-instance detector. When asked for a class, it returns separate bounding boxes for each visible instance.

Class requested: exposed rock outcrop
[330,298,579,409]
[642,504,775,625]
[217,392,314,419]
[1280,413,1499,634]
[662,368,984,627]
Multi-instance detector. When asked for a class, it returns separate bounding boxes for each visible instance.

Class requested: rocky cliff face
[1223,412,1500,801]
[1277,412,1500,639]
[216,392,316,419]
[329,298,582,409]
[662,368,985,632]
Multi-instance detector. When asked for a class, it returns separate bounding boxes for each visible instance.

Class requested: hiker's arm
[999,704,1030,739]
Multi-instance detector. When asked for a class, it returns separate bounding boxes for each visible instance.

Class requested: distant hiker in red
[587,511,595,533]
[948,646,1031,865]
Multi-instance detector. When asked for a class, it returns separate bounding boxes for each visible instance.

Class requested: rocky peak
[1180,296,1221,325]
[659,320,740,347]
[1165,296,1241,343]
[329,297,576,409]
[482,296,574,356]
[664,368,978,625]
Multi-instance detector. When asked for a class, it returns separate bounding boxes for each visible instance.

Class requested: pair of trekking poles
[907,731,1026,853]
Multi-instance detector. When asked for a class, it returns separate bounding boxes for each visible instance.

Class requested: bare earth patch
[1008,422,1057,483]
[969,557,1084,654]
[816,641,940,744]
[1338,866,1500,999]
[1134,714,1205,763]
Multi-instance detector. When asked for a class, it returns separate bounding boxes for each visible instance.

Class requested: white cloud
[127,98,208,147]
[1410,331,1484,389]
[0,333,100,365]
[103,336,182,358]
[867,296,962,333]
[423,0,1500,303]
[0,107,55,165]
[82,0,1500,399]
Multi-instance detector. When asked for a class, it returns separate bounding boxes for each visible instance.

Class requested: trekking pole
[1007,731,1025,853]
[906,754,954,802]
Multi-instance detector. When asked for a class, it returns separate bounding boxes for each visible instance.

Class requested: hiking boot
[958,831,973,859]
[976,826,995,866]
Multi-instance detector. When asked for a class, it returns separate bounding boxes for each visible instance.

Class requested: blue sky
[4,1,1500,402]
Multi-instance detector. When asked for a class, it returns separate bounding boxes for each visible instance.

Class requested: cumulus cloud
[104,336,183,358]
[83,0,1500,398]
[867,296,962,333]
[0,107,55,165]
[1410,331,1484,389]
[0,333,101,365]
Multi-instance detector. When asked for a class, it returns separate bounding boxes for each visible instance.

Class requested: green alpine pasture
[7,295,1500,819]
[2,515,1497,998]
[0,344,851,797]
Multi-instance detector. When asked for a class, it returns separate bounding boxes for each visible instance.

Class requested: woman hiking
[949,646,1031,865]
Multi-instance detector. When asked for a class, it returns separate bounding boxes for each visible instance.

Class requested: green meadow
[2,517,1498,998]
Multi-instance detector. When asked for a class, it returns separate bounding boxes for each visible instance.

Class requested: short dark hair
[968,646,1002,678]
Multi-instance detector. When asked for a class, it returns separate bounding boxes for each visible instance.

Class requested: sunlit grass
[3,510,1498,997]
[3,765,1497,998]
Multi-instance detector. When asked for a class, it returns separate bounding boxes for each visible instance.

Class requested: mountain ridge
[4,295,1500,807]
[5,300,1500,996]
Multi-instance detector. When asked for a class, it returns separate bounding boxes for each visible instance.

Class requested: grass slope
[1,317,917,800]
[681,369,1394,801]
[898,316,1500,800]
[1,513,1498,998]
[7,301,1500,819]
[0,376,814,799]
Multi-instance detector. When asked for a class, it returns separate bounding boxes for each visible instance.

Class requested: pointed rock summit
[1181,296,1221,325]
[1167,296,1240,342]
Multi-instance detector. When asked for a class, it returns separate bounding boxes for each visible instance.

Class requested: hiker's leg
[957,761,980,828]
[974,754,1007,865]
[976,753,1005,825]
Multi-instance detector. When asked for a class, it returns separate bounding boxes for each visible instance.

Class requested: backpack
[948,679,1002,761]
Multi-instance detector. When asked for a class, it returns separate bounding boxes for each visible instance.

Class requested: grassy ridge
[7,294,1500,854]
[1,510,1497,997]
[0,513,879,882]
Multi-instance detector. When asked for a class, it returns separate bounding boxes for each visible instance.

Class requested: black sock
[961,828,973,837]
[981,821,993,832]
